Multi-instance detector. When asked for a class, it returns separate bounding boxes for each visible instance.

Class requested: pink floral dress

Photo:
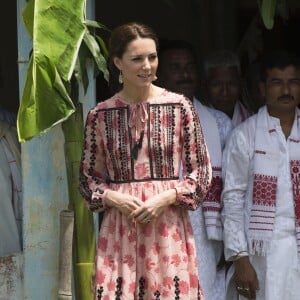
[79,90,212,300]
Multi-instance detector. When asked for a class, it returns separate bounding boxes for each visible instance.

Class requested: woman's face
[114,38,158,88]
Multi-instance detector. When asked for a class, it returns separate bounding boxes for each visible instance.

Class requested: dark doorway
[0,1,19,116]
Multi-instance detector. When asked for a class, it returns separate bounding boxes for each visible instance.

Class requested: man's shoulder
[207,106,231,122]
[230,113,258,139]
[193,99,231,122]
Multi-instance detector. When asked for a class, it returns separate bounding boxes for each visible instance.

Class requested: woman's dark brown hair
[108,22,159,94]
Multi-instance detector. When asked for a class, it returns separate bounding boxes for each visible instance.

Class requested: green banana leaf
[84,19,110,59]
[74,29,109,95]
[258,0,277,29]
[19,0,108,142]
[83,30,109,81]
[17,54,76,142]
[18,0,86,141]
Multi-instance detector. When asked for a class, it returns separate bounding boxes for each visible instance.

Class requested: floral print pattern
[80,90,211,299]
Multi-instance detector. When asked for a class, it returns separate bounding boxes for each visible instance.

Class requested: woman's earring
[118,71,123,84]
[153,75,158,81]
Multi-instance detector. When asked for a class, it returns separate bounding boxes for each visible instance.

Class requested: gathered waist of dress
[108,176,179,184]
[107,177,180,200]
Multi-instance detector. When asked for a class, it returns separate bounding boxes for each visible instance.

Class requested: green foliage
[258,0,277,29]
[258,0,291,30]
[18,0,109,141]
[75,23,110,94]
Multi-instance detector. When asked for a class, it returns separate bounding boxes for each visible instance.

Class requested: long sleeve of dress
[221,125,252,260]
[79,109,110,212]
[175,99,212,210]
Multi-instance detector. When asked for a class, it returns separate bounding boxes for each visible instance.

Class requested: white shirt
[222,111,300,300]
[190,98,232,300]
[206,106,233,148]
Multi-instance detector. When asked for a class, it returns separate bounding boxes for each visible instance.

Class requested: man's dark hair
[260,50,300,82]
[157,38,198,71]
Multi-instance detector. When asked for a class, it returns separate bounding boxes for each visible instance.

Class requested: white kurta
[190,99,233,300]
[222,110,300,300]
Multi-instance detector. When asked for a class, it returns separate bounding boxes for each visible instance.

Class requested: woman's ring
[145,217,151,223]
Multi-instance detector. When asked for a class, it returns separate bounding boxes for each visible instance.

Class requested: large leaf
[22,0,34,38]
[95,34,109,60]
[74,43,91,94]
[17,55,75,142]
[259,0,277,29]
[74,29,109,95]
[84,19,110,58]
[84,19,110,32]
[83,30,109,81]
[18,0,87,141]
[32,0,86,81]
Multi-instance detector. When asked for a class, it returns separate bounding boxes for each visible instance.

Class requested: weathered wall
[0,254,23,299]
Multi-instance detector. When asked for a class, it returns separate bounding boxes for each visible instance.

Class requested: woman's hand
[234,256,259,299]
[129,189,176,224]
[104,190,144,218]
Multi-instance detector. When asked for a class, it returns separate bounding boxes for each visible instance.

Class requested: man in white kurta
[0,120,22,256]
[157,39,233,300]
[191,98,232,300]
[222,51,300,300]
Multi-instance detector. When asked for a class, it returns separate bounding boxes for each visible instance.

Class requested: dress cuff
[230,250,249,261]
[90,188,110,211]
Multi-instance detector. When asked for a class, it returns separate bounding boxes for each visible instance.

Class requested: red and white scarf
[249,106,300,257]
[193,99,223,240]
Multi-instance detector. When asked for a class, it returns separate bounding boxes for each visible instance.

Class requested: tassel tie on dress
[128,103,148,160]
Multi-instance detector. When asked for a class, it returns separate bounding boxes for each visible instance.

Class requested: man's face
[261,66,300,116]
[205,66,241,117]
[158,49,198,100]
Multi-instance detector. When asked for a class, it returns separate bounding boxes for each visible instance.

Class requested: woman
[79,22,212,300]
